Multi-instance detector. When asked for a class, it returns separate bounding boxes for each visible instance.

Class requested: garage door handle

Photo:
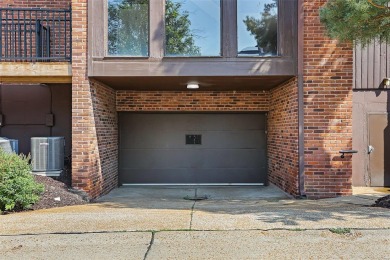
[368,145,374,154]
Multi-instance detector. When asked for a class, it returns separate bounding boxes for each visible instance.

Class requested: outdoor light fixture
[383,78,390,86]
[187,82,199,89]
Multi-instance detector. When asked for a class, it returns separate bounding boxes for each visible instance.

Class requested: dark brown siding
[88,0,297,83]
[352,90,390,187]
[0,84,71,156]
[354,41,390,89]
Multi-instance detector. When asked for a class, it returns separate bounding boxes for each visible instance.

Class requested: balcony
[0,7,72,83]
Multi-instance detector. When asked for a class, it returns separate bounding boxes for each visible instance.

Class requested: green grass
[329,228,351,235]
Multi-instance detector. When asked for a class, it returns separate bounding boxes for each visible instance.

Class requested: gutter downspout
[298,0,305,197]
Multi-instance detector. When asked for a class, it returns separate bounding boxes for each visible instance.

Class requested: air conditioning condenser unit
[31,137,65,177]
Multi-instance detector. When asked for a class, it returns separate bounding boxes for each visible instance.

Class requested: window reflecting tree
[239,0,278,56]
[108,0,149,56]
[165,0,201,56]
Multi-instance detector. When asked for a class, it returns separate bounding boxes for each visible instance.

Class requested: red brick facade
[70,0,353,199]
[72,0,118,198]
[268,78,299,196]
[303,0,353,198]
[117,91,269,112]
[0,0,70,8]
[4,0,354,199]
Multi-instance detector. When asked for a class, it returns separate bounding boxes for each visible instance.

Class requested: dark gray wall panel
[51,84,72,156]
[0,84,71,155]
[0,126,50,155]
[1,85,51,125]
[119,113,267,184]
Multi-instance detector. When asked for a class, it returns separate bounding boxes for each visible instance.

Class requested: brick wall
[0,0,70,8]
[303,0,353,198]
[268,78,299,196]
[72,0,118,198]
[0,0,71,61]
[116,91,269,112]
[90,80,118,196]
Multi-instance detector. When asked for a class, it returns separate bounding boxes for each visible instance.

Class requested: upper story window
[108,0,149,56]
[237,0,278,57]
[164,0,221,57]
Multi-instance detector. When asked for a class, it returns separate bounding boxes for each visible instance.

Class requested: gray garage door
[119,113,267,184]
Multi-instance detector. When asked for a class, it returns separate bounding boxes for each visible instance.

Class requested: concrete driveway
[1,185,390,259]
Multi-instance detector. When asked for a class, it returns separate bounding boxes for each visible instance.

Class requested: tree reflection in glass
[108,0,149,56]
[238,0,278,57]
[165,0,221,57]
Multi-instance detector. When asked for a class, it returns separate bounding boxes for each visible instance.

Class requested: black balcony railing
[0,7,71,62]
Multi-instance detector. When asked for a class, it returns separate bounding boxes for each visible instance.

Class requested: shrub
[0,149,44,212]
[329,228,351,235]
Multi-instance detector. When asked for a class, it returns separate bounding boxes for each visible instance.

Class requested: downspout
[297,0,305,197]
[0,84,2,131]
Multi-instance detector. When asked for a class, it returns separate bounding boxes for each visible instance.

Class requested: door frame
[118,111,269,186]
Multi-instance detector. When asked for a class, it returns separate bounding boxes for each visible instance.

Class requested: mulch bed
[5,174,390,212]
[30,175,88,210]
[373,195,390,209]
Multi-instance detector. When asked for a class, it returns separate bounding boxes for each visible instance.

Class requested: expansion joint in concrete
[143,232,155,260]
[189,201,196,230]
[188,188,198,230]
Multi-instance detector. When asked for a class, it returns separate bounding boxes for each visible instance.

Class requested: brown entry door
[368,114,390,186]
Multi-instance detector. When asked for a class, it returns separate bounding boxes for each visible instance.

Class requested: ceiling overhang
[93,75,295,91]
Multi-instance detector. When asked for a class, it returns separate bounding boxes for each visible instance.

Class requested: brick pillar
[72,0,118,198]
[268,78,299,196]
[303,0,353,198]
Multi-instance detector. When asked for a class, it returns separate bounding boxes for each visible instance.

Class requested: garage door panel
[120,129,184,148]
[120,169,197,184]
[187,114,266,131]
[201,149,266,168]
[120,149,202,169]
[120,168,266,184]
[120,149,265,169]
[202,131,266,149]
[121,131,266,149]
[119,113,267,184]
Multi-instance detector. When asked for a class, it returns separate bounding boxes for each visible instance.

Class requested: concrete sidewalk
[1,185,390,259]
[2,230,390,259]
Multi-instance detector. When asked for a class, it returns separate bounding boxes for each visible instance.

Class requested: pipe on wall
[297,0,305,197]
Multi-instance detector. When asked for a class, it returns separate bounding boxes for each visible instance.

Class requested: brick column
[303,0,353,198]
[268,78,299,196]
[72,0,118,198]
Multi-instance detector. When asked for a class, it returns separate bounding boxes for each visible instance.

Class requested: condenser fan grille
[31,137,65,172]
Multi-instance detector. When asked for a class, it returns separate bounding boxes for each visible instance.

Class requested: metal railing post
[35,19,41,58]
